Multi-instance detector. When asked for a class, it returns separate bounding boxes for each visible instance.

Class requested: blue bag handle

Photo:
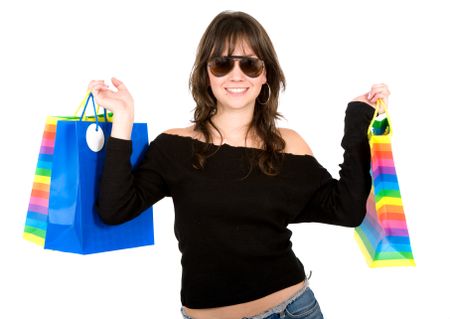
[79,92,109,131]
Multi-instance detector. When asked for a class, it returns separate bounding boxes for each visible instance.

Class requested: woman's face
[207,40,267,113]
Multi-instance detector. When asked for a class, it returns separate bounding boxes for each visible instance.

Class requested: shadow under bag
[23,92,154,254]
[354,100,415,267]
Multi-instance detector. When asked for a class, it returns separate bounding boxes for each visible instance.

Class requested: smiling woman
[90,10,390,319]
[207,45,268,118]
[189,11,287,175]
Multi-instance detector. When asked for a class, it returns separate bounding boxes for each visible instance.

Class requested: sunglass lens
[240,58,264,77]
[209,57,233,77]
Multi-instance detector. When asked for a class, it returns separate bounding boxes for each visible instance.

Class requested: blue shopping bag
[28,92,154,254]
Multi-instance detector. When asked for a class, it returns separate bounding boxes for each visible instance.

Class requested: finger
[88,80,105,90]
[370,88,390,99]
[370,84,390,96]
[92,83,109,90]
[371,83,389,92]
[91,84,110,95]
[370,94,387,104]
[371,83,386,88]
[111,77,128,92]
[91,90,117,110]
[369,90,390,102]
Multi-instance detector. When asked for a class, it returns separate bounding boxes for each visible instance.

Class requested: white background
[1,0,449,318]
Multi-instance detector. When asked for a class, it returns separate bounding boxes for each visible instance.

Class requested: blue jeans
[181,280,324,319]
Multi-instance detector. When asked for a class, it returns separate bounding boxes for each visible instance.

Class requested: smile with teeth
[226,87,248,94]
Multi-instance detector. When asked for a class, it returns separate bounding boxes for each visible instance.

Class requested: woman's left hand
[353,83,390,113]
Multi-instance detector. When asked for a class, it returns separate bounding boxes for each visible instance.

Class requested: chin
[220,98,256,110]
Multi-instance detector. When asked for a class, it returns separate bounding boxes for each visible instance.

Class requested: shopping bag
[23,92,95,247]
[354,100,415,267]
[23,92,154,254]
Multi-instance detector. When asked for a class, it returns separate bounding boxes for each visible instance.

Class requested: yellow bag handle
[74,90,111,121]
[367,99,392,137]
[74,90,90,118]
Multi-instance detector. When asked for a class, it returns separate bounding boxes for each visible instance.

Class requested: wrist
[110,112,134,140]
[112,110,134,124]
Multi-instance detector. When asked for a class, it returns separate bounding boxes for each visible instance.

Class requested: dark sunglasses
[208,55,265,78]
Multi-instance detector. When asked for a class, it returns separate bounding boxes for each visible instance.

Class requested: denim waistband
[181,276,311,319]
[242,278,310,319]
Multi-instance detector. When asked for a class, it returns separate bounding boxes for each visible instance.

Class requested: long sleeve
[293,101,375,227]
[96,136,170,225]
[92,129,378,307]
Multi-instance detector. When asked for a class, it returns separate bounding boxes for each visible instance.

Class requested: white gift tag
[86,123,105,152]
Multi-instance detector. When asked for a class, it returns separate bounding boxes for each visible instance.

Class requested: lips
[225,87,249,94]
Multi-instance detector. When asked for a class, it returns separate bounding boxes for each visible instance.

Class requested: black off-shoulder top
[96,101,375,308]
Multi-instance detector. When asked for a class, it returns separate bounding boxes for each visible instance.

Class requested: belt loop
[279,309,286,318]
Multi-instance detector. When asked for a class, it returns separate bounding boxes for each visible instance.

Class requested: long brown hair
[189,11,286,176]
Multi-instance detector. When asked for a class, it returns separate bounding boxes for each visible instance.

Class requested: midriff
[183,280,305,319]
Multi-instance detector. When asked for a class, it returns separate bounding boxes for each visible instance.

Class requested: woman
[91,10,389,319]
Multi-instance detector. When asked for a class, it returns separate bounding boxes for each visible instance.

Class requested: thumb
[111,77,127,91]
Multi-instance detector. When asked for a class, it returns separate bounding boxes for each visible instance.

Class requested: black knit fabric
[96,101,375,308]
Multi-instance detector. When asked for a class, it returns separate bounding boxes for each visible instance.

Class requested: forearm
[96,137,169,225]
[298,101,375,226]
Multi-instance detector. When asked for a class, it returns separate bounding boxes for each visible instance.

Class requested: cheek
[207,75,221,98]
[208,74,224,92]
[209,77,218,88]
[249,73,267,93]
[253,75,267,92]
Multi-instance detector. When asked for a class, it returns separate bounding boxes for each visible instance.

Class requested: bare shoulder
[163,125,199,138]
[279,128,313,156]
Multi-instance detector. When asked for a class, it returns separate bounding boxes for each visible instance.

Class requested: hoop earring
[257,83,271,105]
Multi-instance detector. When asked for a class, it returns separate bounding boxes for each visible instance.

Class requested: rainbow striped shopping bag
[23,92,154,254]
[354,100,415,267]
[23,116,61,245]
[23,92,100,245]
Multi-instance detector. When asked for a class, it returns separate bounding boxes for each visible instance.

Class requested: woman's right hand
[88,77,135,140]
[352,83,390,114]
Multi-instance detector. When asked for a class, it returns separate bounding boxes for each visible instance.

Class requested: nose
[229,60,245,80]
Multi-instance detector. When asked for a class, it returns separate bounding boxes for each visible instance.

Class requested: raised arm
[294,84,390,227]
[90,78,170,225]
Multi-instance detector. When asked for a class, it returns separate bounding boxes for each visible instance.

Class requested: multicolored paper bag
[23,92,154,254]
[354,100,415,267]
[24,116,61,245]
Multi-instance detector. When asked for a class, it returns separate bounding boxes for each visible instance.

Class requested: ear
[262,71,267,85]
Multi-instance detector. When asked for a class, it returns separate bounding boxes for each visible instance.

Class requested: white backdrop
[1,0,449,318]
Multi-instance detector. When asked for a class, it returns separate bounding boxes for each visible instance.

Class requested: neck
[210,105,255,145]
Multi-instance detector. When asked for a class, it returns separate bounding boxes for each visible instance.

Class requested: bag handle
[367,99,392,137]
[73,91,112,131]
[74,90,111,122]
